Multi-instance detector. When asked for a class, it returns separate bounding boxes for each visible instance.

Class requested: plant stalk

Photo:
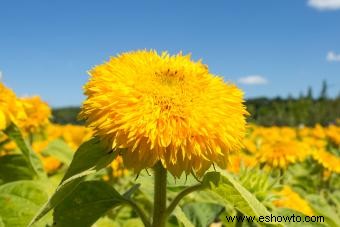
[165,184,203,217]
[152,161,167,227]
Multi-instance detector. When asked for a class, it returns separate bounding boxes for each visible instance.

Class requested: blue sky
[0,0,339,107]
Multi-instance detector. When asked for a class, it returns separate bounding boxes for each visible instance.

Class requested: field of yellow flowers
[1,51,340,227]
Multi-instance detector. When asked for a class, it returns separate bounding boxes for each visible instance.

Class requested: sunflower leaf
[41,139,74,165]
[0,154,35,184]
[53,181,125,227]
[4,123,46,179]
[0,180,50,227]
[182,202,224,227]
[172,206,195,227]
[29,137,117,226]
[209,172,282,226]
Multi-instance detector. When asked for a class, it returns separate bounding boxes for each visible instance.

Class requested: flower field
[1,52,340,227]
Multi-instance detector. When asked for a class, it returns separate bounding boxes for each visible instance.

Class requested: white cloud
[308,0,340,10]
[327,51,340,62]
[238,75,268,85]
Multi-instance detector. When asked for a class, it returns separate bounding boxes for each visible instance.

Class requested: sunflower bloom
[256,140,309,169]
[0,83,26,130]
[325,125,340,146]
[273,186,314,216]
[59,125,93,151]
[18,96,51,134]
[41,156,61,173]
[312,149,340,173]
[227,153,256,173]
[80,50,248,177]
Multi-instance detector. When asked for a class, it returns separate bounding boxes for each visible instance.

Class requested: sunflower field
[1,51,340,227]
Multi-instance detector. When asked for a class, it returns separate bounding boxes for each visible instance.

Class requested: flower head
[312,149,340,173]
[18,96,51,134]
[41,156,61,173]
[325,125,340,146]
[0,83,26,130]
[256,140,309,169]
[227,153,256,173]
[56,124,92,151]
[273,186,314,216]
[80,50,248,177]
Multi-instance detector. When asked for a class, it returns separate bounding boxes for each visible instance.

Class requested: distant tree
[320,80,328,100]
[307,86,313,100]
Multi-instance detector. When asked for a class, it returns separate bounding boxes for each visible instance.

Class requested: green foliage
[209,172,281,226]
[0,180,50,227]
[4,124,46,179]
[53,181,127,227]
[237,167,280,206]
[41,139,74,165]
[182,203,223,227]
[307,195,340,227]
[29,138,117,225]
[172,207,195,227]
[247,96,340,126]
[0,154,35,184]
[52,107,84,125]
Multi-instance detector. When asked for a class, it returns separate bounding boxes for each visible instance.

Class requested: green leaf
[182,203,223,227]
[4,124,46,179]
[121,218,144,227]
[209,172,282,226]
[29,138,117,225]
[123,183,141,199]
[202,172,220,188]
[92,217,119,227]
[0,154,34,184]
[0,218,4,227]
[61,137,116,181]
[0,180,49,227]
[41,139,74,165]
[307,195,340,227]
[172,206,195,227]
[53,181,125,227]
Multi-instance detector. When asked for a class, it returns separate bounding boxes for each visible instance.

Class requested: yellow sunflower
[325,125,340,146]
[59,124,93,151]
[256,140,309,169]
[273,186,314,216]
[227,153,257,173]
[312,149,340,173]
[252,126,297,142]
[80,50,248,177]
[41,156,61,174]
[0,82,26,130]
[19,96,51,134]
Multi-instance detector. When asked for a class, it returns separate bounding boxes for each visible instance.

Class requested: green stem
[152,162,167,227]
[29,133,34,145]
[125,200,151,227]
[165,184,204,217]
